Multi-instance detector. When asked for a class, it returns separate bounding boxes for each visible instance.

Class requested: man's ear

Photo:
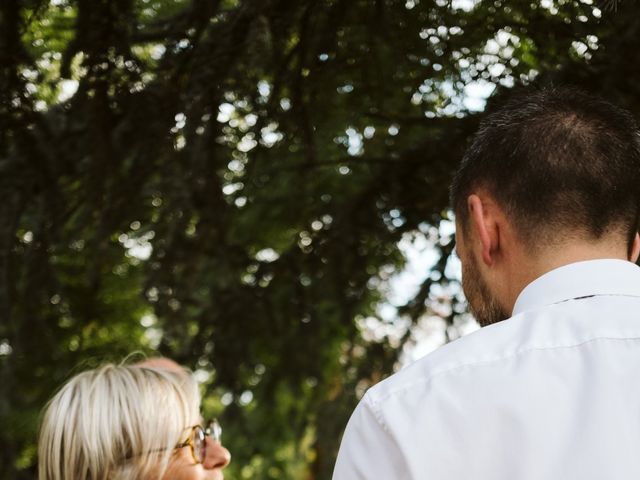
[630,232,640,263]
[467,194,499,266]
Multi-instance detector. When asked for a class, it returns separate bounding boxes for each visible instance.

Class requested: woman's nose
[203,436,231,470]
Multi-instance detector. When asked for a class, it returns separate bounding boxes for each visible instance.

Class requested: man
[332,87,640,479]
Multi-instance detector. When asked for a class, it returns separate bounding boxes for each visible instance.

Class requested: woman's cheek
[162,450,201,480]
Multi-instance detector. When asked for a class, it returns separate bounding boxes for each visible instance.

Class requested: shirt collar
[512,259,640,316]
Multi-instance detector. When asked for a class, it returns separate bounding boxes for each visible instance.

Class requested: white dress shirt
[333,259,640,479]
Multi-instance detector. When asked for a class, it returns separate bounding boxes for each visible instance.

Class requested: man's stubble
[461,248,509,327]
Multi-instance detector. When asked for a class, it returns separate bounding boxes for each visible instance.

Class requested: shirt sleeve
[332,393,410,479]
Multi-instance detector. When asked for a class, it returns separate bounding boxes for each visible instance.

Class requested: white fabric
[333,259,640,480]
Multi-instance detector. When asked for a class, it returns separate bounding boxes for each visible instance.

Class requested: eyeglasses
[175,419,222,464]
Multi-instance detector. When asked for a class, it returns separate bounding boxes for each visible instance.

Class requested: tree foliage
[1,0,639,478]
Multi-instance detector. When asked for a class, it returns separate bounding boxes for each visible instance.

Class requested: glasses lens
[192,426,206,463]
[207,419,222,443]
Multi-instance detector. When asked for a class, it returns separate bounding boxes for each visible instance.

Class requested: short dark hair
[450,86,640,250]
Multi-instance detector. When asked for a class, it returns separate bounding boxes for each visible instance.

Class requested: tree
[1,0,638,478]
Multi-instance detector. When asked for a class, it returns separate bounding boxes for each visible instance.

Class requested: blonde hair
[38,363,200,480]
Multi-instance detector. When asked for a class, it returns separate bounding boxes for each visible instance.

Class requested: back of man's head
[451,86,640,253]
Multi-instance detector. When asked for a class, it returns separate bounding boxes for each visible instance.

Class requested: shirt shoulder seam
[362,390,392,434]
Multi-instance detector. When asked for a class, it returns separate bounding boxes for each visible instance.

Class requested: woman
[38,361,231,480]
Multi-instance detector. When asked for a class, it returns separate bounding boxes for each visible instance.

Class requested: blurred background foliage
[1,0,639,478]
